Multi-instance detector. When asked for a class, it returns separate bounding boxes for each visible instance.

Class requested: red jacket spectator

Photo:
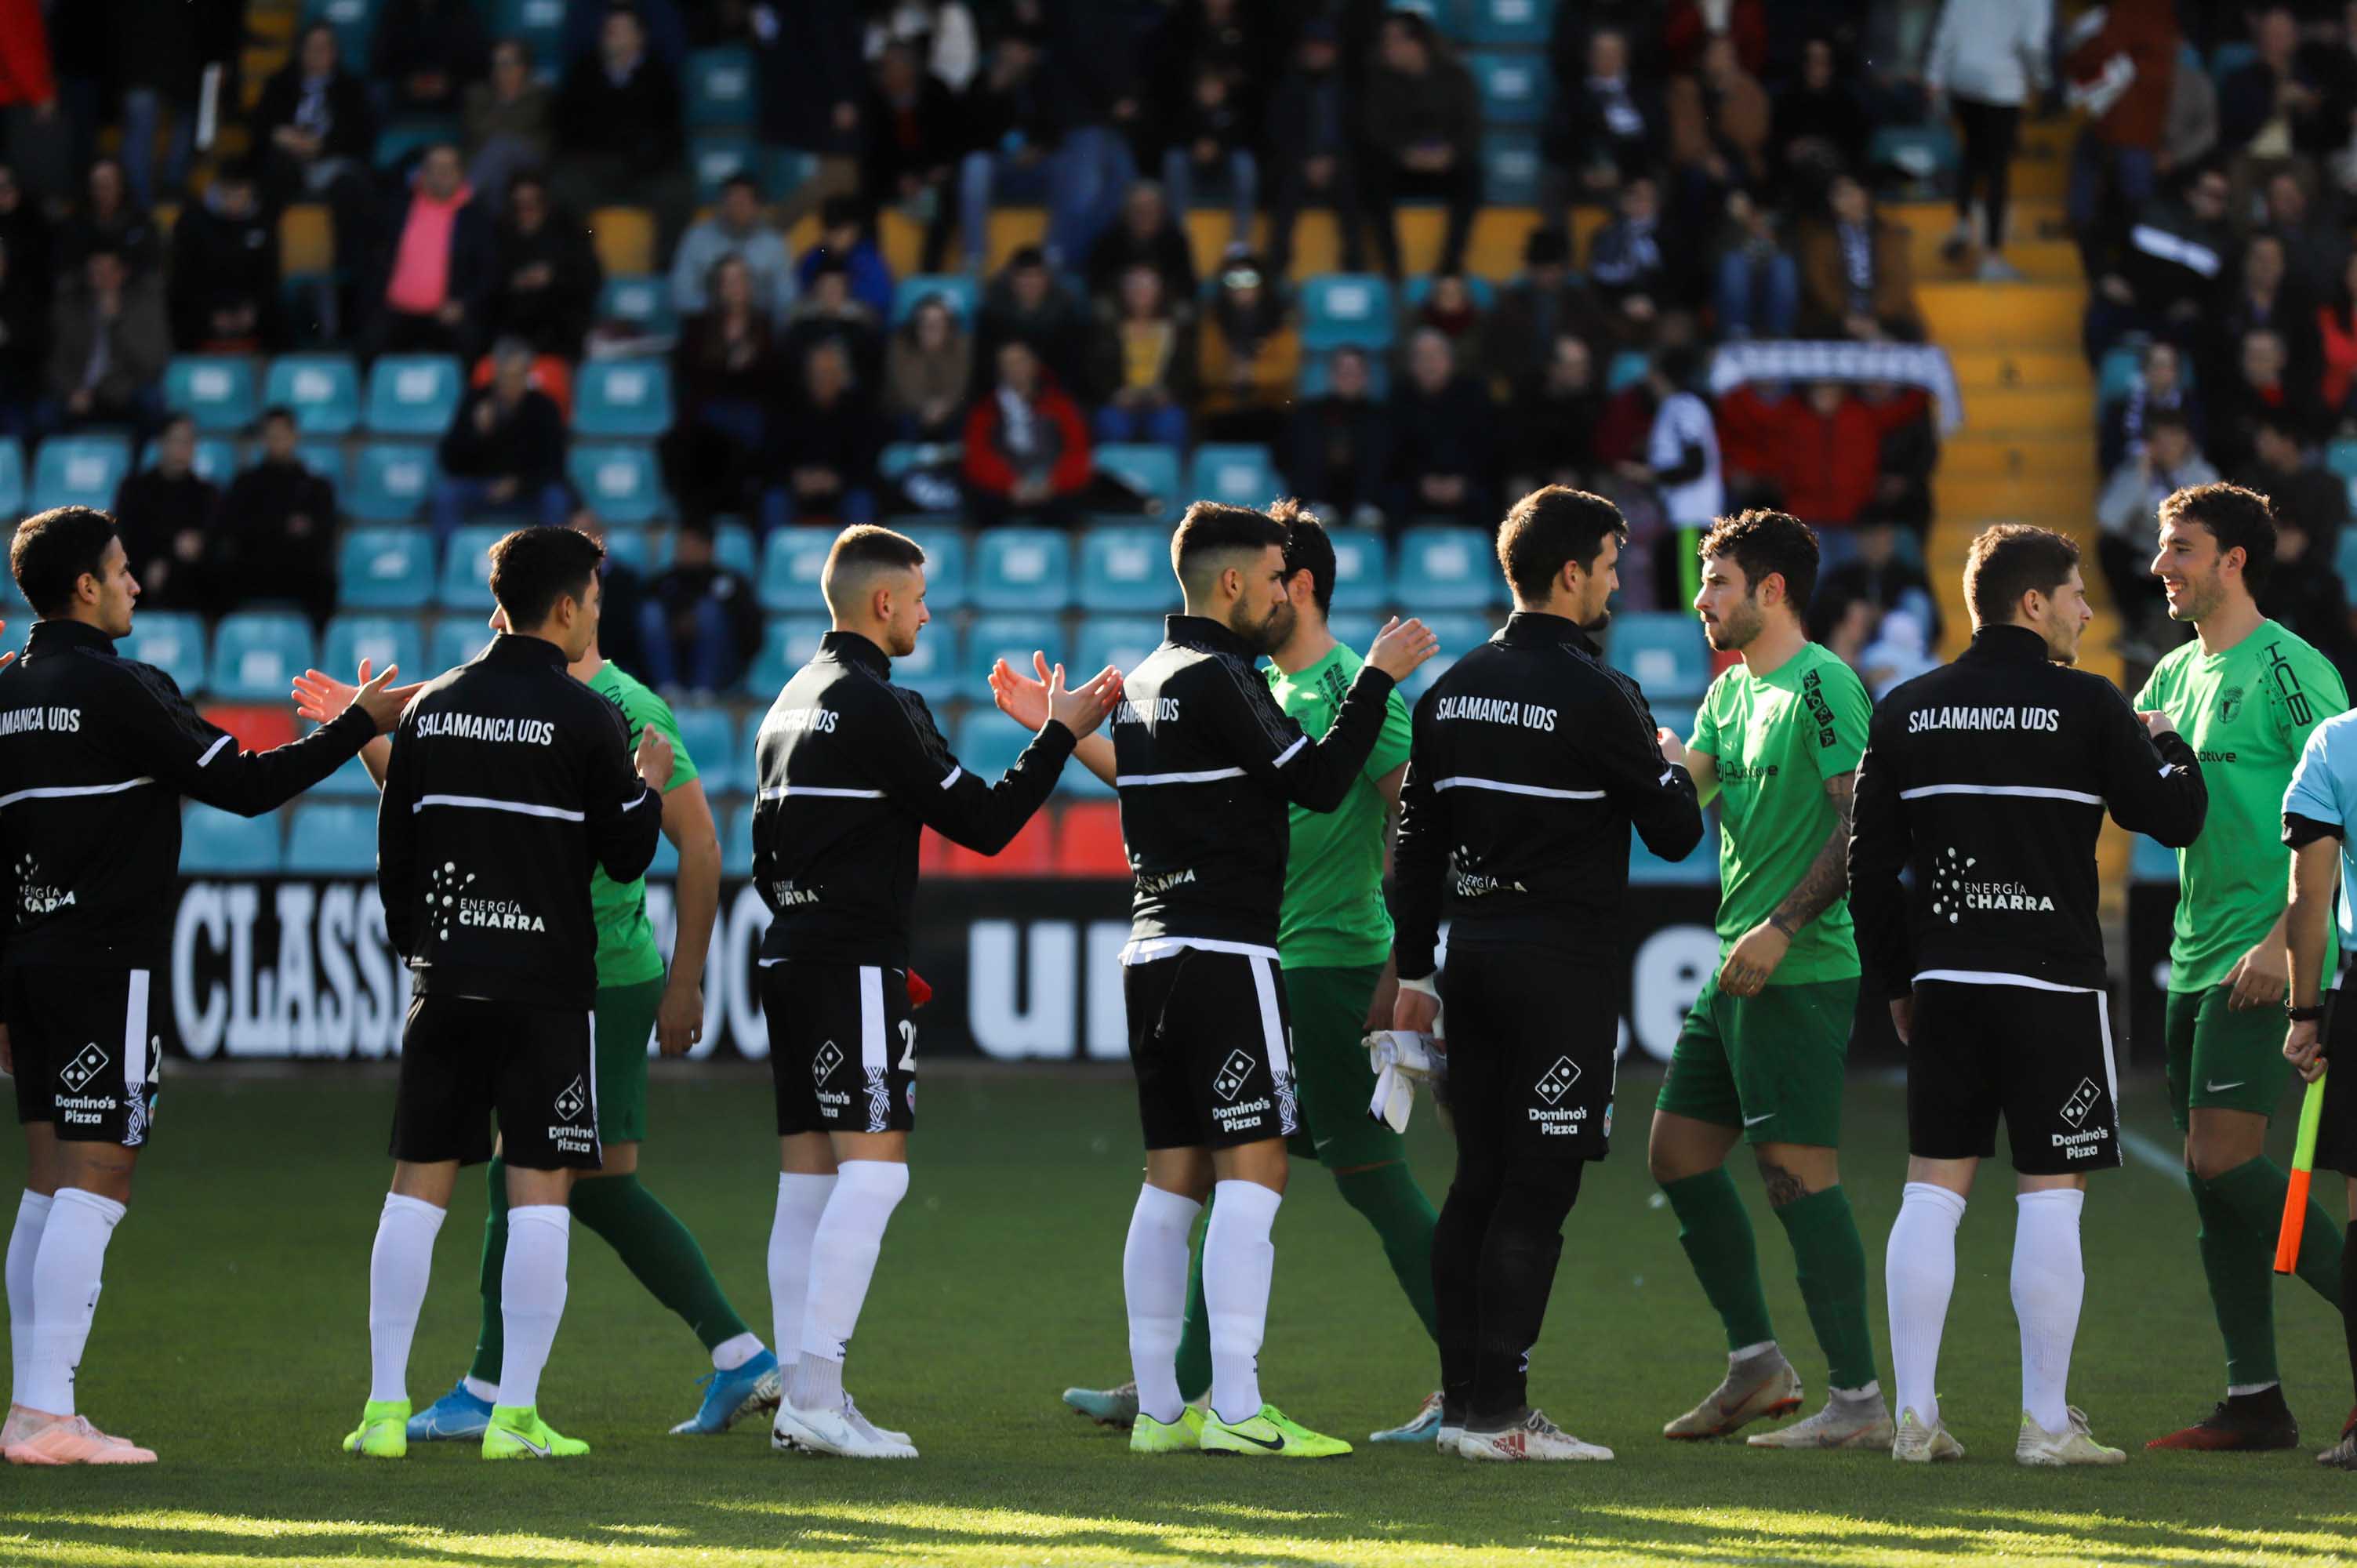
[1719,383,1929,528]
[2063,0,2175,152]
[0,0,53,108]
[963,339,1091,524]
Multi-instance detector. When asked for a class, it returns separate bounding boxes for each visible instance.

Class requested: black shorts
[762,962,917,1136]
[1907,975,2122,1175]
[5,966,162,1148]
[2314,969,2357,1177]
[1438,944,1616,1161]
[390,995,601,1171]
[1124,944,1298,1151]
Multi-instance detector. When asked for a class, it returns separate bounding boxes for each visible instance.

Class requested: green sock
[569,1174,752,1352]
[1662,1168,1775,1352]
[1772,1185,1879,1392]
[1333,1161,1440,1341]
[1175,1197,1213,1404]
[2191,1168,2279,1388]
[467,1156,510,1388]
[2206,1156,2347,1308]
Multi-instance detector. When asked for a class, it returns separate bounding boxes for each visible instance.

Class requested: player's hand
[1366,616,1440,684]
[1393,982,1442,1054]
[636,723,675,792]
[1719,920,1791,998]
[1045,662,1124,739]
[2224,938,2290,1011]
[2285,1018,2327,1082]
[348,660,413,734]
[656,978,703,1058]
[1888,994,1912,1045]
[1657,727,1688,769]
[2140,709,2177,740]
[988,652,1055,730]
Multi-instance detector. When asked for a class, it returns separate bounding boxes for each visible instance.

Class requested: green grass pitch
[2,1065,2353,1567]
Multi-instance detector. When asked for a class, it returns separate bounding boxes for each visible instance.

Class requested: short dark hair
[1172,501,1286,596]
[2160,481,2278,593]
[1964,523,2081,626]
[720,171,760,198]
[1272,499,1336,617]
[821,523,926,615]
[488,525,604,628]
[1495,486,1627,603]
[10,506,118,617]
[260,404,296,427]
[2145,409,2192,439]
[1698,508,1819,615]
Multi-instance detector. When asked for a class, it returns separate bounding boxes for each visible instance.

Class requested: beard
[1701,603,1759,652]
[2166,571,2223,623]
[1247,599,1298,654]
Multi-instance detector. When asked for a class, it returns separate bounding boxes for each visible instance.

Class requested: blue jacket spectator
[670,173,796,321]
[794,197,895,324]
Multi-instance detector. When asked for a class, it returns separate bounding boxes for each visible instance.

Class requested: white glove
[1364,1029,1445,1133]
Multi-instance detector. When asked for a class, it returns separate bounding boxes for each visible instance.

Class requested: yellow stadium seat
[589,206,655,278]
[280,204,334,274]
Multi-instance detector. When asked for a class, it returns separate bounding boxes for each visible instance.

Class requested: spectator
[1360,10,1480,281]
[1263,19,1360,278]
[0,163,51,328]
[430,339,570,542]
[370,0,490,119]
[2084,164,2232,364]
[2098,339,2203,473]
[864,1,981,92]
[364,143,492,361]
[2164,27,2221,179]
[778,256,884,393]
[768,339,880,530]
[462,38,554,219]
[2210,327,2319,473]
[0,0,60,205]
[251,24,376,278]
[1194,249,1298,445]
[1033,2,1146,271]
[2217,5,2333,213]
[1505,332,1605,496]
[1385,326,1494,528]
[2260,501,2357,685]
[2263,169,2337,297]
[1587,173,1673,346]
[2235,412,2348,561]
[2062,0,2176,281]
[1161,59,1255,247]
[1715,190,1799,339]
[550,5,693,264]
[670,172,795,321]
[486,172,601,361]
[0,235,41,435]
[750,0,864,230]
[974,245,1086,397]
[664,254,777,528]
[1481,227,1603,387]
[215,408,340,626]
[1087,262,1197,448]
[1665,34,1770,210]
[43,246,166,433]
[58,157,157,278]
[794,196,895,325]
[885,292,971,442]
[962,337,1090,527]
[1411,271,1486,350]
[864,37,962,274]
[1810,522,1942,696]
[1618,346,1723,601]
[2322,249,2357,420]
[1084,181,1197,312]
[112,414,218,610]
[1797,173,1923,341]
[638,521,761,695]
[104,0,235,212]
[1282,344,1389,524]
[956,27,1058,274]
[1770,35,1869,193]
[1716,379,1934,551]
[167,162,279,354]
[1662,0,1765,73]
[1544,26,1663,215]
[2215,232,2317,398]
[2096,408,2217,648]
[1924,0,2048,280]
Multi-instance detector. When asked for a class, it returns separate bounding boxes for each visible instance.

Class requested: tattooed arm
[1717,772,1856,999]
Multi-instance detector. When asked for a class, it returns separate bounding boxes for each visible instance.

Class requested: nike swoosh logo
[1226,1427,1287,1450]
[2205,1080,2246,1094]
[1743,1112,1775,1127]
[506,1430,551,1457]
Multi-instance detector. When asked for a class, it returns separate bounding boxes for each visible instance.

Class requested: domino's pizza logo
[59,1043,109,1096]
[2059,1076,2100,1130]
[1213,1049,1255,1103]
[1535,1055,1580,1106]
[812,1040,844,1085]
[554,1076,587,1124]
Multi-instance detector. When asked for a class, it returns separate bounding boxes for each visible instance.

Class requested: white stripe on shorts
[122,969,150,1091]
[859,966,886,1073]
[1248,954,1289,1077]
[1912,967,2097,995]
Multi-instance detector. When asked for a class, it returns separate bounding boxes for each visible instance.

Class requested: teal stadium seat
[763,149,820,201]
[181,805,281,873]
[285,803,381,873]
[0,440,21,515]
[142,436,235,484]
[1467,52,1549,125]
[350,443,438,522]
[1329,527,1389,611]
[951,709,1030,793]
[963,615,1066,702]
[726,801,756,873]
[316,749,383,798]
[892,617,959,703]
[600,525,651,575]
[364,355,462,436]
[900,523,968,610]
[2134,834,2181,882]
[2210,41,2260,79]
[668,704,737,793]
[748,616,828,695]
[165,356,257,432]
[266,354,362,434]
[2327,439,2357,483]
[1651,702,1698,749]
[973,528,1073,612]
[297,441,350,488]
[1295,352,1390,398]
[338,527,436,609]
[892,274,980,325]
[302,0,376,71]
[598,276,676,336]
[1868,125,1959,196]
[757,526,835,612]
[685,45,759,128]
[374,121,461,172]
[1078,523,1178,612]
[1406,612,1495,699]
[1188,444,1281,509]
[431,617,493,673]
[323,614,426,686]
[574,359,673,438]
[492,0,566,67]
[118,611,207,692]
[1461,0,1551,45]
[690,136,757,202]
[1394,524,1497,609]
[650,829,680,877]
[737,709,771,784]
[1299,274,1396,351]
[1607,349,1650,392]
[1607,611,1710,700]
[438,524,505,609]
[1480,130,1542,205]
[2097,347,2142,404]
[31,437,130,513]
[1075,615,1167,680]
[209,612,317,702]
[568,445,666,524]
[1095,442,1183,507]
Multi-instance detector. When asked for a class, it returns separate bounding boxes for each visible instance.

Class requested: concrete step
[1963,383,2097,430]
[1938,436,2097,481]
[1945,346,2091,392]
[1919,280,2086,343]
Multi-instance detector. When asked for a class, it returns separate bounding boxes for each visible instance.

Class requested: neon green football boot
[481,1405,590,1460]
[1199,1403,1353,1458]
[342,1399,411,1459]
[1129,1405,1206,1454]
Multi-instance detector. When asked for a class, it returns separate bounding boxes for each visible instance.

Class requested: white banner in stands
[1708,340,1966,434]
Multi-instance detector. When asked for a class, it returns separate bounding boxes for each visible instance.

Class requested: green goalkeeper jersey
[1266,640,1415,971]
[587,662,698,987]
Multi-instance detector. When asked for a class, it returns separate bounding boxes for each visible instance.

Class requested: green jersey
[587,662,698,987]
[1688,641,1870,985]
[1266,641,1414,970]
[2136,618,2346,993]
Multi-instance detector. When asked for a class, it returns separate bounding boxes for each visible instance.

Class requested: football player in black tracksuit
[351,525,674,1465]
[1391,486,1705,1463]
[1850,524,2206,1466]
[754,524,1120,1459]
[0,506,401,1467]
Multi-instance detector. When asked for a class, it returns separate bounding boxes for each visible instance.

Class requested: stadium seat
[568,444,666,525]
[165,356,258,432]
[1095,441,1183,506]
[764,148,821,202]
[900,523,968,610]
[1299,274,1396,351]
[303,0,377,71]
[1074,615,1166,682]
[2337,527,2357,589]
[298,441,349,488]
[725,800,756,873]
[1077,523,1178,612]
[1651,702,1698,749]
[1461,0,1550,45]
[1329,527,1390,610]
[1607,349,1651,393]
[669,704,737,794]
[492,0,566,67]
[181,805,282,873]
[1629,825,1712,884]
[1867,125,1959,192]
[30,436,131,513]
[316,749,383,799]
[690,136,757,201]
[892,274,981,325]
[2134,833,2181,882]
[2097,347,2142,404]
[574,359,673,438]
[1607,611,1710,700]
[1394,524,1498,609]
[349,443,438,522]
[1295,352,1391,399]
[942,808,1055,877]
[373,121,459,172]
[590,206,656,276]
[364,355,462,435]
[1188,444,1282,509]
[757,526,836,612]
[943,715,1055,875]
[0,440,21,516]
[285,803,381,874]
[650,829,680,877]
[118,611,207,692]
[748,616,828,695]
[737,709,772,785]
[598,275,676,336]
[323,615,426,687]
[431,617,493,673]
[2210,40,2260,79]
[1467,51,1549,125]
[963,615,1067,702]
[438,524,507,609]
[2328,439,2357,484]
[337,527,437,610]
[209,612,318,702]
[141,436,235,484]
[646,518,756,579]
[895,617,960,704]
[1480,129,1542,205]
[599,524,651,575]
[1055,801,1129,875]
[1407,612,1496,699]
[973,528,1073,612]
[685,45,759,127]
[265,354,363,434]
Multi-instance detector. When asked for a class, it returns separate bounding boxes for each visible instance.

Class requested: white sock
[768,1172,836,1385]
[797,1160,908,1367]
[2011,1188,2086,1433]
[463,1374,498,1403]
[496,1205,571,1411]
[1203,1178,1282,1426]
[24,1188,125,1417]
[1885,1181,1967,1431]
[711,1330,764,1372]
[1121,1183,1202,1425]
[367,1192,445,1406]
[7,1191,52,1407]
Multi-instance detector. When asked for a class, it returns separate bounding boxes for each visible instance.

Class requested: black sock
[1431,1171,1498,1422]
[1470,1160,1585,1425]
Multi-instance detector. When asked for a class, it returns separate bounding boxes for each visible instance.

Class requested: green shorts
[1654,975,1858,1148]
[593,975,666,1145]
[2163,985,2296,1130]
[1280,964,1408,1171]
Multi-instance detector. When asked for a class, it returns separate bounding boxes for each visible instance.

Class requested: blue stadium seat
[1607,611,1710,700]
[1329,528,1390,611]
[901,523,968,610]
[1868,125,1959,188]
[0,440,22,516]
[685,45,759,127]
[1480,129,1541,205]
[118,611,207,692]
[373,121,459,172]
[895,617,959,703]
[568,444,666,524]
[1299,274,1396,351]
[302,0,377,71]
[1327,614,1380,655]
[973,528,1073,612]
[338,527,437,609]
[950,709,1030,793]
[650,829,680,877]
[2337,526,2357,588]
[1074,615,1167,678]
[738,709,772,786]
[757,525,835,612]
[962,615,1066,702]
[2097,347,2142,404]
[2327,439,2357,483]
[1077,523,1177,612]
[1629,825,1712,884]
[2134,834,2181,882]
[492,0,566,67]
[1607,349,1651,393]
[298,441,349,488]
[598,275,676,336]
[209,612,317,702]
[31,436,131,513]
[1188,444,1282,509]
[1394,524,1497,609]
[165,356,258,433]
[365,355,462,436]
[430,617,493,673]
[1295,352,1390,399]
[2210,40,2260,80]
[265,354,363,434]
[725,800,756,872]
[689,136,757,202]
[669,703,737,794]
[764,148,820,201]
[1460,0,1551,45]
[647,519,756,579]
[315,750,383,799]
[1400,274,1498,312]
[285,803,381,873]
[1467,51,1549,125]
[574,359,673,437]
[438,524,506,609]
[1404,612,1495,699]
[1095,441,1183,506]
[349,443,438,522]
[323,614,427,687]
[141,436,236,485]
[892,274,980,326]
[181,805,282,873]
[1651,702,1698,750]
[748,616,828,695]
